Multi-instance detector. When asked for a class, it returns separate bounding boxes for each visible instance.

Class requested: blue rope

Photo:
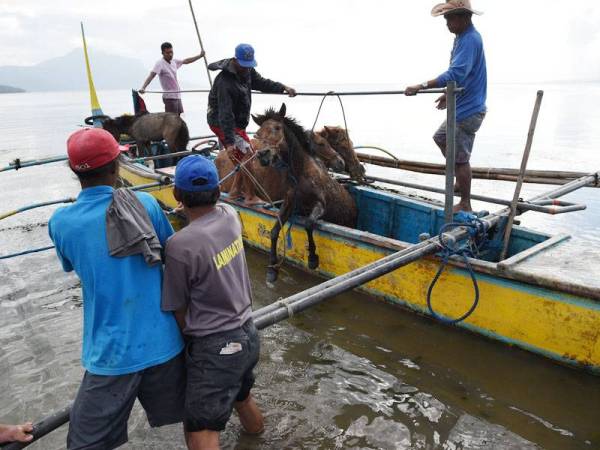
[0,245,55,260]
[426,218,488,324]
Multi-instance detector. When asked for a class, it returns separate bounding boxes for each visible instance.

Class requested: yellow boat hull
[118,160,600,374]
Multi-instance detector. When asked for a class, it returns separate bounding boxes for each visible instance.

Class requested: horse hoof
[266,268,279,283]
[308,254,320,270]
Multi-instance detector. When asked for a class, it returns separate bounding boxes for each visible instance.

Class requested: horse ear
[251,114,264,126]
[278,103,286,117]
[322,126,331,137]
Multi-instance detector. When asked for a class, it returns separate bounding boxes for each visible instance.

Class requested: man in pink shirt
[139,42,204,115]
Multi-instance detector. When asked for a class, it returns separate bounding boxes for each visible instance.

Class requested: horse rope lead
[244,141,292,273]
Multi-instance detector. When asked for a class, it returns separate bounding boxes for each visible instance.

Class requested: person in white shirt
[139,42,204,115]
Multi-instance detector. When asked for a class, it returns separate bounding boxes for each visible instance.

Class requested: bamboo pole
[365,174,585,215]
[355,153,597,186]
[499,91,544,260]
[187,0,212,88]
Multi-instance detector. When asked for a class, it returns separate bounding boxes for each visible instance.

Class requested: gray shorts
[163,97,184,114]
[184,320,260,432]
[67,352,185,450]
[433,111,486,164]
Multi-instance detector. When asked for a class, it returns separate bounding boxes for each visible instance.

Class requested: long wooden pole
[187,0,213,88]
[354,153,593,184]
[499,91,544,260]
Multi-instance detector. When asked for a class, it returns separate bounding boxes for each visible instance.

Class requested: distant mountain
[0,49,147,92]
[0,85,25,93]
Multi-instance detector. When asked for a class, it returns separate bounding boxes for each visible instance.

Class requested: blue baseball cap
[174,155,219,192]
[235,43,257,68]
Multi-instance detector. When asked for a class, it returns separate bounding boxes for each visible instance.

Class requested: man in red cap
[48,128,186,450]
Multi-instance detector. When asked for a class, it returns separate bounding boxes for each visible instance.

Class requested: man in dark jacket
[207,43,296,205]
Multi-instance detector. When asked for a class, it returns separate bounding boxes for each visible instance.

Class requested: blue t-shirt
[48,185,184,375]
[437,25,487,121]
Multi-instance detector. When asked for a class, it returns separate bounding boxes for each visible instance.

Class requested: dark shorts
[184,319,260,432]
[163,97,184,114]
[433,111,486,164]
[67,352,185,450]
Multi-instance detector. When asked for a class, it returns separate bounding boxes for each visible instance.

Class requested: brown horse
[316,126,365,181]
[102,112,189,156]
[215,132,345,203]
[252,104,357,282]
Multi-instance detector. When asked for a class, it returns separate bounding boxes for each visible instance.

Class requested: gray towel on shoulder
[106,188,162,266]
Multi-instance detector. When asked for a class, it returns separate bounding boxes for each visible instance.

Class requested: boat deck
[502,237,600,301]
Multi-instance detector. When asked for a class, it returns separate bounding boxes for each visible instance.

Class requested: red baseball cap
[67,128,128,172]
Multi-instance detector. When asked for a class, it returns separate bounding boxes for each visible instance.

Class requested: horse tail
[175,119,190,152]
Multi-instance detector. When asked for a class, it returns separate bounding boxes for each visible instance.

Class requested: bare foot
[244,196,268,206]
[453,202,472,213]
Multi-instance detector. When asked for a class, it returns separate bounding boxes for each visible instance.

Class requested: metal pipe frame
[444,81,457,224]
[141,88,463,97]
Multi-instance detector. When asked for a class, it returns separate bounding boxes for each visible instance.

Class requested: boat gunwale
[117,155,600,302]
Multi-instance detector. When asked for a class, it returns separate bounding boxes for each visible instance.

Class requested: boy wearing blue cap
[161,155,263,449]
[207,43,296,205]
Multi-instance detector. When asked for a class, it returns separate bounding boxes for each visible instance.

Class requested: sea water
[0,84,599,449]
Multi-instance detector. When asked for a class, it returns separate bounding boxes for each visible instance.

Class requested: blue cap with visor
[174,155,219,192]
[235,43,257,68]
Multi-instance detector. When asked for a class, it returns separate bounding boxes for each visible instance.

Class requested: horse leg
[267,195,293,283]
[305,201,325,270]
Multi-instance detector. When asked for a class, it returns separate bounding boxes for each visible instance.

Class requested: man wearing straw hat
[405,0,487,213]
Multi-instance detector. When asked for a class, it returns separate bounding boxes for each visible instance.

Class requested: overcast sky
[2,0,600,87]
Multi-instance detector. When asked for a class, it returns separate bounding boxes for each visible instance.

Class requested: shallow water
[1,86,599,449]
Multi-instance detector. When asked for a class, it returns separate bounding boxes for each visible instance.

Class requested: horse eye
[274,125,281,131]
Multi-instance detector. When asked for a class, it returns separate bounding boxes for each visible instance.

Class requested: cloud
[1,0,599,85]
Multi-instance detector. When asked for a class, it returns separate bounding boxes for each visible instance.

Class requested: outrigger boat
[117,151,600,372]
[72,26,600,375]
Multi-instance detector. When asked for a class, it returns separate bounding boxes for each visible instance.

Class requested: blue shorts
[433,111,486,164]
[67,352,185,450]
[184,319,260,432]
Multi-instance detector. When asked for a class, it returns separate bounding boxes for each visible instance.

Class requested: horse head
[101,114,137,142]
[308,131,345,172]
[252,103,310,169]
[318,126,366,180]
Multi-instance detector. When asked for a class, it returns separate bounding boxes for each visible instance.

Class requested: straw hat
[431,0,483,17]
